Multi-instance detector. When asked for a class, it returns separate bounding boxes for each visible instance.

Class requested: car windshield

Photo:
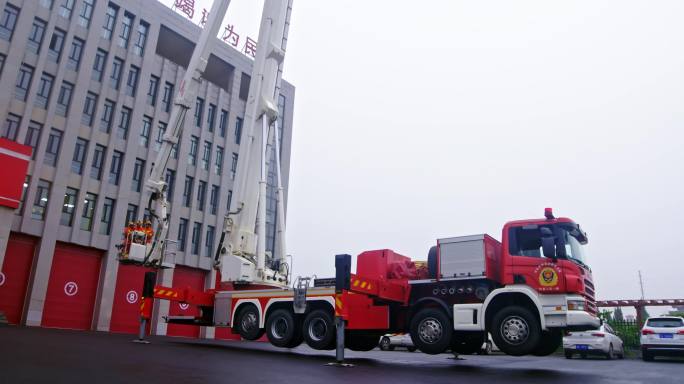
[647,318,684,328]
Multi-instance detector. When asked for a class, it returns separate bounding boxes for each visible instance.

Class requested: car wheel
[490,306,541,356]
[410,308,453,355]
[531,330,562,356]
[605,344,614,360]
[642,350,653,362]
[236,305,264,341]
[380,337,392,351]
[266,309,302,348]
[302,309,335,350]
[407,346,417,352]
[564,351,573,359]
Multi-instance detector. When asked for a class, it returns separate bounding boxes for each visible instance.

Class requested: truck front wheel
[490,306,541,356]
[410,308,453,355]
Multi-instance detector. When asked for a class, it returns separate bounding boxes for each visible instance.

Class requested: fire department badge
[538,267,558,287]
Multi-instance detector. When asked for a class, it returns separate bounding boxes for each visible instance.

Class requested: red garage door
[110,264,153,334]
[0,233,37,324]
[42,243,103,330]
[167,266,206,338]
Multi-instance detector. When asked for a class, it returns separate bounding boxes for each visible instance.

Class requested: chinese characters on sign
[171,1,258,59]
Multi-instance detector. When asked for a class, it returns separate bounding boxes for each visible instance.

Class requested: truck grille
[583,279,597,315]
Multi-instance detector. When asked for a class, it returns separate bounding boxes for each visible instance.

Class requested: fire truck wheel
[451,331,486,355]
[266,309,301,348]
[236,305,264,341]
[490,305,541,356]
[303,309,336,350]
[531,330,562,356]
[410,308,453,355]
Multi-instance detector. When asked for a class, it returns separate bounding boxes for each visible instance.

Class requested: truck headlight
[567,299,586,311]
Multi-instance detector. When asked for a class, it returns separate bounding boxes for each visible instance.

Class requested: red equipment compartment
[483,235,503,283]
[339,292,389,330]
[166,266,206,338]
[110,264,153,333]
[42,243,103,330]
[0,233,37,324]
[356,249,413,281]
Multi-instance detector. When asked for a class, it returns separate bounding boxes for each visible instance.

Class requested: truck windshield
[561,227,588,265]
[509,223,588,265]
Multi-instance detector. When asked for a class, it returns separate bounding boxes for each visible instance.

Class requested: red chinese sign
[200,8,208,27]
[173,0,195,19]
[243,37,257,58]
[221,24,240,47]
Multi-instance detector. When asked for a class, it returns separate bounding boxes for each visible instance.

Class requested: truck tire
[379,337,394,351]
[531,330,562,356]
[490,305,541,356]
[303,309,335,350]
[236,305,264,341]
[266,309,302,348]
[347,334,380,351]
[410,308,453,355]
[451,331,486,355]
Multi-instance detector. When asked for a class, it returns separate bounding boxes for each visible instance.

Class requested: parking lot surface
[1,326,682,384]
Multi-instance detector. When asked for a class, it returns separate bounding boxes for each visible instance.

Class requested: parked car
[379,333,417,352]
[640,316,684,361]
[563,323,624,359]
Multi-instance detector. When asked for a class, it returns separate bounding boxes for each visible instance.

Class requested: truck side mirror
[540,227,557,259]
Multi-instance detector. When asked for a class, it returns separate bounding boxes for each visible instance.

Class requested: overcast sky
[159,1,684,313]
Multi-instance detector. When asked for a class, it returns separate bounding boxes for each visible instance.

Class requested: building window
[207,104,216,132]
[100,99,115,133]
[182,176,193,207]
[231,153,238,179]
[91,144,105,180]
[48,28,66,63]
[117,106,131,139]
[132,158,145,192]
[196,181,206,211]
[28,18,47,54]
[126,203,138,224]
[44,128,62,166]
[82,92,98,126]
[119,12,134,48]
[125,65,139,97]
[188,136,198,166]
[154,121,166,151]
[209,185,219,215]
[58,0,75,19]
[78,0,94,28]
[60,187,78,226]
[165,169,175,197]
[41,0,54,10]
[102,3,117,40]
[178,218,188,251]
[109,150,123,185]
[110,57,124,90]
[219,109,228,137]
[227,190,232,211]
[24,121,42,158]
[17,175,30,215]
[191,222,201,255]
[35,72,54,109]
[80,192,97,231]
[138,115,152,147]
[162,82,174,112]
[32,180,51,220]
[0,53,5,75]
[147,75,159,106]
[2,113,21,141]
[133,21,148,56]
[201,141,211,170]
[0,4,19,41]
[235,117,243,144]
[92,49,107,82]
[56,81,74,116]
[66,37,84,70]
[100,198,115,235]
[205,226,215,257]
[15,64,34,101]
[194,98,204,128]
[71,137,88,175]
[215,146,223,175]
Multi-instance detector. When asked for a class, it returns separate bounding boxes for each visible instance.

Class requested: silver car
[379,333,417,352]
[563,323,625,359]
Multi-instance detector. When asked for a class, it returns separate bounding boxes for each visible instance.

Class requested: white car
[379,333,417,352]
[640,316,684,361]
[563,323,624,359]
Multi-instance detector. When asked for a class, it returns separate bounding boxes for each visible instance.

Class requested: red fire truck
[118,0,599,358]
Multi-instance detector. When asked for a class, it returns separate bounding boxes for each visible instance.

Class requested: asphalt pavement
[1,326,682,384]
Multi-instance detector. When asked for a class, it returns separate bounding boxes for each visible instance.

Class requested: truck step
[163,316,213,326]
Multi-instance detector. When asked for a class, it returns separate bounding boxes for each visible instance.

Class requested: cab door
[507,225,566,293]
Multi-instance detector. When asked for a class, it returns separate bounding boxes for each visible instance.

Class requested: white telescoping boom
[129,0,293,288]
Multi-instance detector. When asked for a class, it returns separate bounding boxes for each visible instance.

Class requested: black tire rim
[380,338,390,349]
[418,317,443,344]
[307,318,328,342]
[500,315,529,345]
[241,311,258,333]
[271,317,289,340]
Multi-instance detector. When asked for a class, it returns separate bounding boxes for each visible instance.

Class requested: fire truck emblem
[538,267,558,287]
